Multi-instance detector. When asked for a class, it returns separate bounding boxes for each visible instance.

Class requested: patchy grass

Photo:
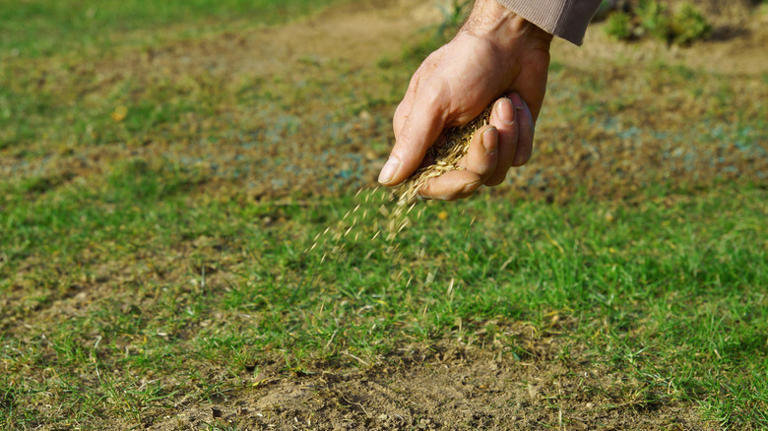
[1,0,767,429]
[0,0,343,58]
[2,165,767,427]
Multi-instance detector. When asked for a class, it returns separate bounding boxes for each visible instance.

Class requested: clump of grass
[604,1,711,45]
[670,3,712,45]
[605,11,634,40]
[636,0,673,40]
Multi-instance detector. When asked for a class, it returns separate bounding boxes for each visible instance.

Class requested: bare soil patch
[150,326,709,431]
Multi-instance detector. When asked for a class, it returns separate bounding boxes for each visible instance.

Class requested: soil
[150,326,710,430]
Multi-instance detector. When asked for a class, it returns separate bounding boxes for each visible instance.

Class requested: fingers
[510,93,534,166]
[419,125,498,200]
[485,96,518,186]
[390,92,534,200]
[379,91,445,186]
[459,125,498,181]
[418,170,483,201]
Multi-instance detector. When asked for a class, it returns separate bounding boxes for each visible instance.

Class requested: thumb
[379,101,444,186]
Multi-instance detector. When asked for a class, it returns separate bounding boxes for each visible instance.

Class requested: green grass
[1,0,767,428]
[1,159,767,427]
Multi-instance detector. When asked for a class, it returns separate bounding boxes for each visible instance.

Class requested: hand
[378,0,552,199]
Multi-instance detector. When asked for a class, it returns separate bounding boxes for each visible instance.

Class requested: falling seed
[308,104,492,256]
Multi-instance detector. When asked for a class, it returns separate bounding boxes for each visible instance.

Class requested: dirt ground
[150,324,708,431]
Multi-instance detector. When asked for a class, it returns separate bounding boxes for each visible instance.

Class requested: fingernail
[498,97,515,125]
[509,93,523,110]
[483,126,497,155]
[378,156,401,185]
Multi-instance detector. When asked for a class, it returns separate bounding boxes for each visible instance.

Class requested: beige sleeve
[495,0,602,45]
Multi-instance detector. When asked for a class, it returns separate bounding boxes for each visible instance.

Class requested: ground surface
[1,0,767,430]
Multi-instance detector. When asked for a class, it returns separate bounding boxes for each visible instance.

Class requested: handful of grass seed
[393,105,493,206]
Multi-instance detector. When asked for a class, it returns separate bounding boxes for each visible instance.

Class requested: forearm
[494,0,603,45]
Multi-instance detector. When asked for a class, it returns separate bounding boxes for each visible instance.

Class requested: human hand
[378,0,552,199]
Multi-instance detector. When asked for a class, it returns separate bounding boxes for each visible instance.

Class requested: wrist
[462,0,553,51]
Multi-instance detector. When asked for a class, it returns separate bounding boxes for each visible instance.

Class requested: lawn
[1,0,767,429]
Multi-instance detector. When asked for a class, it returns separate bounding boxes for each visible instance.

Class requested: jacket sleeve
[495,0,602,45]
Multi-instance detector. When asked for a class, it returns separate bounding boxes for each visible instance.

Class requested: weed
[671,3,712,45]
[637,0,672,40]
[605,11,634,40]
[603,0,712,45]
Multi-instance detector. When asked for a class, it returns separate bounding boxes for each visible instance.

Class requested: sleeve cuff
[495,0,602,45]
